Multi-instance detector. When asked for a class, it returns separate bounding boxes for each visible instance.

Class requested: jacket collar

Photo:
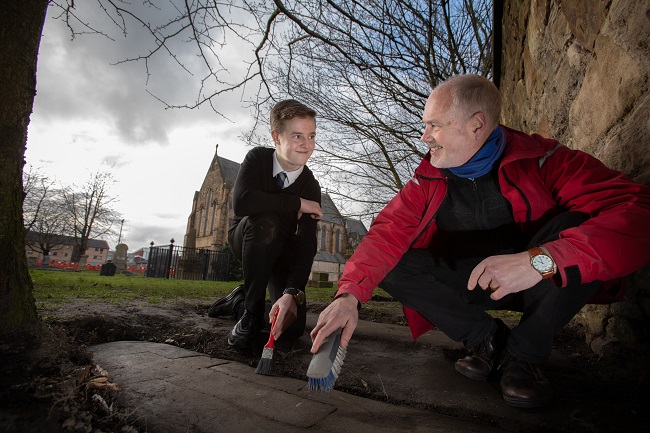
[413,125,549,179]
[499,126,547,166]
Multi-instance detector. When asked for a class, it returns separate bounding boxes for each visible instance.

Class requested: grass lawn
[30,269,515,324]
[30,269,394,309]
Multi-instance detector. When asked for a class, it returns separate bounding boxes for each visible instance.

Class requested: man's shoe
[455,318,509,381]
[208,285,244,318]
[499,354,553,408]
[227,310,263,349]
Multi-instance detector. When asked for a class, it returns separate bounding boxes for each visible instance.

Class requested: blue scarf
[449,126,506,179]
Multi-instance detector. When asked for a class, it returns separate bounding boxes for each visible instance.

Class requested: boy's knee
[246,213,283,245]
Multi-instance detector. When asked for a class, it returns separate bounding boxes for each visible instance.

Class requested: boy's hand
[269,295,298,340]
[300,198,323,220]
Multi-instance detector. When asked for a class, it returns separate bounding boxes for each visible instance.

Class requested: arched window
[210,200,217,233]
[203,189,213,236]
[335,230,340,253]
[197,206,204,237]
[320,225,327,250]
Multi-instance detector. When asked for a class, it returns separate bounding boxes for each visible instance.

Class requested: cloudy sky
[26,2,265,251]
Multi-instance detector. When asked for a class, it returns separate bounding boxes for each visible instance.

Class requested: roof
[205,145,241,186]
[344,217,368,236]
[25,231,110,249]
[314,250,347,264]
[218,156,241,184]
[320,193,345,226]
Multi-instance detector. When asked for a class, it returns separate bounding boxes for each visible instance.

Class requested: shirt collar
[272,150,304,186]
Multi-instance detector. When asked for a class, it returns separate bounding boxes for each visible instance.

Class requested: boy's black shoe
[208,285,244,318]
[227,310,263,349]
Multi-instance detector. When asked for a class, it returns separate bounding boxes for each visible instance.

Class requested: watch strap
[283,288,305,305]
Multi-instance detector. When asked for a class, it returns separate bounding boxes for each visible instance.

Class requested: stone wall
[500,0,649,372]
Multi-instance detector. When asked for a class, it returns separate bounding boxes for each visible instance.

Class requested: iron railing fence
[146,243,234,281]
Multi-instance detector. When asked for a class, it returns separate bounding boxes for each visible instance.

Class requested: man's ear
[271,130,279,145]
[470,112,488,136]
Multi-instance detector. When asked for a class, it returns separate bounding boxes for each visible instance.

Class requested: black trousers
[228,212,306,340]
[379,212,600,363]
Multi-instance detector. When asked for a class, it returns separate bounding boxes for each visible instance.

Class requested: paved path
[90,341,506,433]
[89,316,644,433]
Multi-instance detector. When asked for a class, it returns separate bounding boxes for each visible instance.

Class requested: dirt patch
[0,298,640,432]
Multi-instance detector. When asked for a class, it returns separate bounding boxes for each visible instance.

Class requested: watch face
[532,254,553,272]
[295,290,305,305]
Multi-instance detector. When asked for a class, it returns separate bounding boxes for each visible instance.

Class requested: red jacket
[338,127,650,339]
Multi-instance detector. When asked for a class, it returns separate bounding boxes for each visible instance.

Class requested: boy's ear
[271,130,279,145]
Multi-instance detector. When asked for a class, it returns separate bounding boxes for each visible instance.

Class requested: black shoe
[499,354,553,408]
[455,318,509,381]
[227,310,263,349]
[208,285,244,318]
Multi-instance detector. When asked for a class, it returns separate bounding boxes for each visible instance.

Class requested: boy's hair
[270,99,317,133]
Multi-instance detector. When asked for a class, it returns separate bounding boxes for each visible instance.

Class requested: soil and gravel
[0,297,643,433]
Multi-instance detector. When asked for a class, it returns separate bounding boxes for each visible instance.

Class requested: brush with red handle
[255,308,280,375]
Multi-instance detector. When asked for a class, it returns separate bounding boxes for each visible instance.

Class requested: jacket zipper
[502,169,532,230]
[409,176,448,248]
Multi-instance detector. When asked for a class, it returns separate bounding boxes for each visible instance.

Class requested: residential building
[25,231,110,266]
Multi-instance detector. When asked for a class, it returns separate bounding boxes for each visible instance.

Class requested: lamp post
[118,219,125,244]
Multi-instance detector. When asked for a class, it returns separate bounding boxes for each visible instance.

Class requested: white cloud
[27,1,265,251]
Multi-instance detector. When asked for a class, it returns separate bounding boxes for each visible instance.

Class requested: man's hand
[310,293,359,353]
[467,251,543,300]
[269,295,298,340]
[300,198,323,220]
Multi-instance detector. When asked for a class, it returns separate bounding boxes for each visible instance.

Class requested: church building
[184,145,367,286]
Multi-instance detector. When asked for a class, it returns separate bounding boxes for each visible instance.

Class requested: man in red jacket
[310,74,650,408]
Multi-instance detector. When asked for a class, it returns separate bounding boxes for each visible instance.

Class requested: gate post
[165,239,175,279]
[146,241,154,277]
[201,250,210,280]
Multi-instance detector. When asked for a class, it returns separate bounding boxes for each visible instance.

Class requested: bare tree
[23,165,54,232]
[61,171,121,267]
[23,166,69,261]
[50,0,492,221]
[253,0,493,220]
[0,0,47,331]
[2,0,491,332]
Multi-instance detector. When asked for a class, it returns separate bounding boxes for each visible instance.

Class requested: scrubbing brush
[306,327,347,391]
[255,309,280,376]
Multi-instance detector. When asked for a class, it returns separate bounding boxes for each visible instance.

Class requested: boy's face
[272,116,316,172]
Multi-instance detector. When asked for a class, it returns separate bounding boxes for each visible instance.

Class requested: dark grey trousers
[379,212,600,363]
[228,212,306,340]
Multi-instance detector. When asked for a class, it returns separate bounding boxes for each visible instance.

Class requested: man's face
[273,116,316,171]
[420,88,482,169]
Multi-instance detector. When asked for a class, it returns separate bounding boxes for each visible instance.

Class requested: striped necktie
[276,172,288,189]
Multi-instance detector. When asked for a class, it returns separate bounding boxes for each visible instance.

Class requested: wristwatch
[528,247,555,279]
[283,288,306,305]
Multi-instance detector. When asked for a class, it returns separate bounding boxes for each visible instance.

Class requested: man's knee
[528,211,590,246]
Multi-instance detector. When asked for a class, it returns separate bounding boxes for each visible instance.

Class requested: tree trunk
[0,0,49,333]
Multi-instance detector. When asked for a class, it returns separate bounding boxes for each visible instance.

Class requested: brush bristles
[255,347,274,376]
[307,346,347,391]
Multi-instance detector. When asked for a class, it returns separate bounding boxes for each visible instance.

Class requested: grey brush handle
[307,328,342,378]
